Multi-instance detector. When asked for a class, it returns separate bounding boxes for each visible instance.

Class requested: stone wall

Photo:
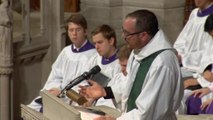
[81,0,185,45]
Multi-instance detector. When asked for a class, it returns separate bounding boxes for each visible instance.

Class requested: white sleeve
[193,73,211,87]
[109,75,125,100]
[108,74,126,109]
[117,64,182,120]
[27,96,42,112]
[42,50,65,90]
[173,9,196,56]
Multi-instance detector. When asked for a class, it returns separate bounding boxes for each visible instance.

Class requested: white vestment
[174,8,213,73]
[174,8,213,114]
[28,42,96,111]
[107,73,127,110]
[87,53,121,108]
[115,30,183,120]
[87,53,121,79]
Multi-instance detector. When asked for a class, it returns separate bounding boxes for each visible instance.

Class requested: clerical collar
[197,4,213,17]
[71,40,95,53]
[101,50,118,65]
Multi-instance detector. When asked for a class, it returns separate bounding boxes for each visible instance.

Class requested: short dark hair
[91,24,117,47]
[126,9,159,37]
[65,14,87,30]
[204,14,213,33]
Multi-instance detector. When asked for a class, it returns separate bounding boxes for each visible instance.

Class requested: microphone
[58,65,101,98]
[63,65,101,92]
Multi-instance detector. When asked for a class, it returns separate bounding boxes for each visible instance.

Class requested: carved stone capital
[0,67,13,75]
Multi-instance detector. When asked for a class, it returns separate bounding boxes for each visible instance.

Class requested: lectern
[21,90,121,120]
[42,90,80,120]
[21,104,48,120]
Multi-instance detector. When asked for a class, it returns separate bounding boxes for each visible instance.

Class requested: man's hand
[94,115,116,120]
[184,78,199,89]
[79,80,106,99]
[201,98,213,110]
[191,87,211,98]
[82,97,96,107]
[48,88,61,96]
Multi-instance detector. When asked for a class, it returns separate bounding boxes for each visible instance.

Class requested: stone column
[81,0,185,45]
[0,0,13,120]
[49,0,65,60]
[41,0,65,86]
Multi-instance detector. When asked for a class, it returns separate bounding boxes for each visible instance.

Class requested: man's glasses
[122,28,143,41]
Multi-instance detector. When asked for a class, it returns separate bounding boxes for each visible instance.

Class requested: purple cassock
[205,101,213,114]
[186,95,202,115]
[186,95,213,114]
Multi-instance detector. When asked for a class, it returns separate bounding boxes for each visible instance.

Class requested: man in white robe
[106,44,131,110]
[184,13,213,115]
[174,0,213,76]
[80,9,183,120]
[81,44,131,109]
[174,0,213,114]
[27,14,97,111]
[84,24,122,108]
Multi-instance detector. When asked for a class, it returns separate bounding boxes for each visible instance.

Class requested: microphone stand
[57,75,92,105]
[57,73,90,98]
[57,65,101,99]
[57,84,71,98]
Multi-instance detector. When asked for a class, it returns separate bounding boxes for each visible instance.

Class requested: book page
[75,105,121,120]
[80,111,102,120]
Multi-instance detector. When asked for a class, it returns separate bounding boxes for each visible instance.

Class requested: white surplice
[88,53,121,108]
[87,53,121,79]
[115,30,183,120]
[28,43,96,111]
[174,8,213,114]
[174,8,213,72]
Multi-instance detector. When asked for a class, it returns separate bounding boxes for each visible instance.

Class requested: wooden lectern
[23,91,213,120]
[42,90,81,120]
[21,90,121,120]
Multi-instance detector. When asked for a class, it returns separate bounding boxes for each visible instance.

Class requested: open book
[77,106,121,120]
[74,106,105,120]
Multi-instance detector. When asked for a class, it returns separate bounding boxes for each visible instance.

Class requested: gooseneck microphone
[65,65,101,90]
[58,65,101,98]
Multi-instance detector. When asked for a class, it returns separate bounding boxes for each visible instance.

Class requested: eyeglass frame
[122,28,144,41]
